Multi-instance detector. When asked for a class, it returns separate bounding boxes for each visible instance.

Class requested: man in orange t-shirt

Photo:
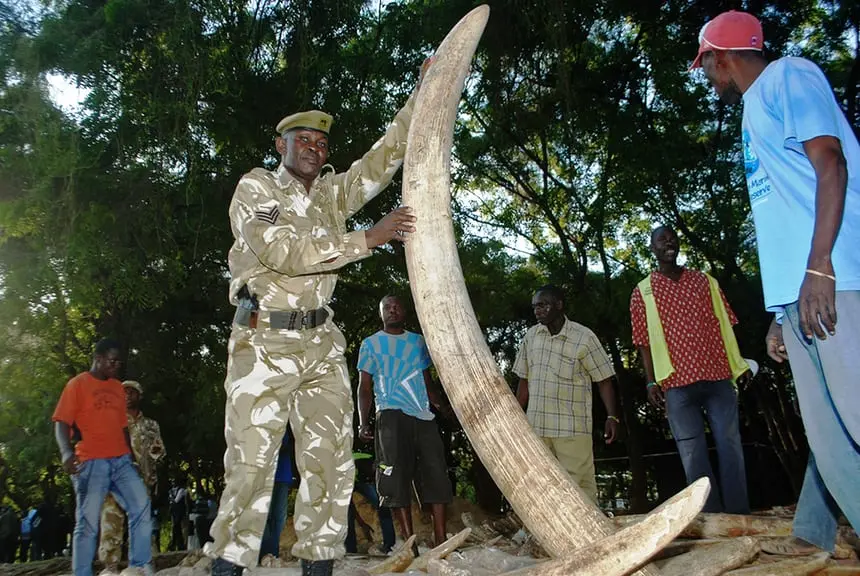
[52,339,152,576]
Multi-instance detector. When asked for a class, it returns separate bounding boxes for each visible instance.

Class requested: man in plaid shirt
[514,285,621,504]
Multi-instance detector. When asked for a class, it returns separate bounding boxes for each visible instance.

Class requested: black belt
[233,307,329,330]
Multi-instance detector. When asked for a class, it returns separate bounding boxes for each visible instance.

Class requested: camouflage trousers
[204,319,355,567]
[99,488,156,567]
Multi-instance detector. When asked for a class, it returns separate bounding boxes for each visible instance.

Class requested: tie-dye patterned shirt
[357,330,434,420]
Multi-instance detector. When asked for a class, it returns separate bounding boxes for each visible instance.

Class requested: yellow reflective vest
[638,272,749,386]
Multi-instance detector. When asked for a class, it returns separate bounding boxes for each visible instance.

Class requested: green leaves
[0,0,854,510]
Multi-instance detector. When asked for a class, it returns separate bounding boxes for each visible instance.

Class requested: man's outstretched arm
[54,421,79,475]
[231,177,414,277]
[336,58,434,218]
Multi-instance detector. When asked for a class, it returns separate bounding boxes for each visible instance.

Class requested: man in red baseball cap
[689,10,765,103]
[691,9,860,560]
[689,10,763,71]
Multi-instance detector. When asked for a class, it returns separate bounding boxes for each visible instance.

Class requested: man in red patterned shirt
[630,226,753,513]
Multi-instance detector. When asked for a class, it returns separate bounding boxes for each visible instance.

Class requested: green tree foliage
[0,0,857,514]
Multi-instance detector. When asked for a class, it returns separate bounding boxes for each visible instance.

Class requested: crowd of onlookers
[0,501,74,563]
[0,459,400,567]
[165,481,218,553]
[0,482,221,565]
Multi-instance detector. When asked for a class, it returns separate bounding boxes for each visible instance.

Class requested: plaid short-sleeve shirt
[513,318,616,437]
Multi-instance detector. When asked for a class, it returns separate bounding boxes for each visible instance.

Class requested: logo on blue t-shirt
[742,129,759,176]
[743,129,772,205]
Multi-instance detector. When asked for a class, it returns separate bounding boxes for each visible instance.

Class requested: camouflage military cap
[123,380,143,395]
[276,110,333,136]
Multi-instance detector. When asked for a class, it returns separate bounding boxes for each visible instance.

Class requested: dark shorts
[375,409,453,508]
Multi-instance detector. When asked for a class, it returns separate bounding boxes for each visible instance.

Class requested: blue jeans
[345,482,395,554]
[72,455,151,576]
[783,291,860,551]
[665,379,749,514]
[259,481,291,559]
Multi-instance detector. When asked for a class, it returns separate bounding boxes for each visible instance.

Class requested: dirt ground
[276,494,495,557]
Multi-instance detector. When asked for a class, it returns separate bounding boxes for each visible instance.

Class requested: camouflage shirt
[227,92,416,312]
[128,411,165,490]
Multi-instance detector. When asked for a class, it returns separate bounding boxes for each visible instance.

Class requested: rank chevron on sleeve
[255,205,280,225]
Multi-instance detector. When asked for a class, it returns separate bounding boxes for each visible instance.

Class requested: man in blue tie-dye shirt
[356,295,453,549]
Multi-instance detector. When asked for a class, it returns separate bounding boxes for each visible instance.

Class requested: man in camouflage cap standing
[206,60,431,576]
[98,380,165,573]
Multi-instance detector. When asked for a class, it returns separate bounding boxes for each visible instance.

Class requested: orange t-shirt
[52,372,130,462]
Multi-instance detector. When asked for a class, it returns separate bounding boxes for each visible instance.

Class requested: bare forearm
[809,170,847,265]
[357,375,374,428]
[427,386,444,410]
[515,379,529,410]
[638,345,656,383]
[124,428,137,463]
[806,139,848,267]
[424,370,446,410]
[54,422,74,461]
[597,379,619,418]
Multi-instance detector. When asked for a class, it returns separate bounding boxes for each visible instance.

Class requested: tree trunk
[612,364,650,513]
[590,158,649,513]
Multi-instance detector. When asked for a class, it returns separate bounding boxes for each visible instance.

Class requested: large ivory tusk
[402,5,705,575]
[499,478,710,575]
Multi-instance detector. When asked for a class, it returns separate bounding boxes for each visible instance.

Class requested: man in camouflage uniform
[205,61,430,576]
[98,380,165,573]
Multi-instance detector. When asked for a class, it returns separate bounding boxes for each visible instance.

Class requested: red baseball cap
[690,10,764,70]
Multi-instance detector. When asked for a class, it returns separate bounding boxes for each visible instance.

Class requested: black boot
[211,557,244,576]
[300,559,334,576]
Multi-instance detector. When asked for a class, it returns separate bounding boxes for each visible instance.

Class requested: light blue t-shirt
[357,330,434,420]
[742,57,860,312]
